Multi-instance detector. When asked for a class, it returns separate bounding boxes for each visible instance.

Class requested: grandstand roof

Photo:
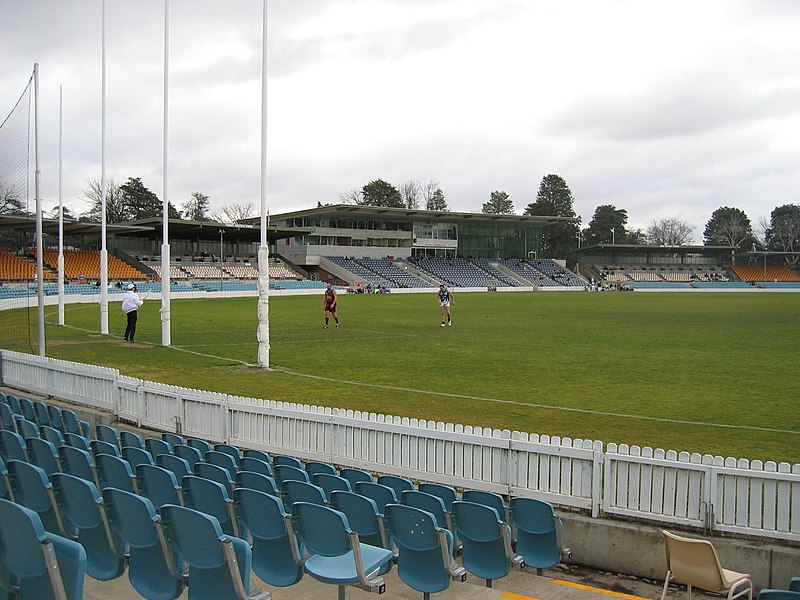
[100,218,309,243]
[0,214,151,237]
[578,243,737,255]
[245,204,574,226]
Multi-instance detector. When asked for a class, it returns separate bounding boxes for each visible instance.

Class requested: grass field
[2,291,799,463]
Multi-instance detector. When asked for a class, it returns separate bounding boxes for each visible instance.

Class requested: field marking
[44,314,800,436]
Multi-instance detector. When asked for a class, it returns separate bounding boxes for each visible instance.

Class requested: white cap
[127,283,135,290]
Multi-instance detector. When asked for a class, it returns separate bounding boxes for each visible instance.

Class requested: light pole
[610,227,615,245]
[219,229,224,293]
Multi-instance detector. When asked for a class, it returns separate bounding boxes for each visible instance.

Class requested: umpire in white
[122,283,144,343]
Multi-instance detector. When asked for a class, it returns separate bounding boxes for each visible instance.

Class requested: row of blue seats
[1,392,565,599]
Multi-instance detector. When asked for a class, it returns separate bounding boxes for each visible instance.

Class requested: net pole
[160,0,171,346]
[256,0,270,369]
[99,0,109,335]
[58,84,65,326]
[34,63,45,356]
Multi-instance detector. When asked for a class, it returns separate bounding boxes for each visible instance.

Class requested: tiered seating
[492,258,556,286]
[270,261,301,279]
[327,256,388,287]
[732,264,800,282]
[40,249,146,282]
[409,257,503,287]
[528,260,584,287]
[0,248,48,281]
[357,258,434,288]
[181,263,224,279]
[469,258,524,287]
[224,264,259,279]
[1,389,569,599]
[150,264,188,280]
[269,280,326,291]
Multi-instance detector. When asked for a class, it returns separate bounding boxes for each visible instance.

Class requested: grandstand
[732,264,800,282]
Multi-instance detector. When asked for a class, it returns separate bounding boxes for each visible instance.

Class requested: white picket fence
[1,349,798,542]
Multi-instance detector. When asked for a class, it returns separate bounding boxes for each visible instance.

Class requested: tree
[1,186,25,216]
[182,192,211,221]
[120,177,163,221]
[524,174,580,259]
[482,190,514,214]
[765,204,800,264]
[583,205,629,246]
[210,201,255,224]
[399,180,420,209]
[81,177,126,222]
[339,189,361,204]
[703,206,754,249]
[427,188,448,211]
[358,179,403,208]
[646,218,695,246]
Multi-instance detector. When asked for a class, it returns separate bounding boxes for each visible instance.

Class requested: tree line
[343,175,800,263]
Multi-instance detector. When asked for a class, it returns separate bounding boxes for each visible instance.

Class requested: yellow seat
[661,531,752,600]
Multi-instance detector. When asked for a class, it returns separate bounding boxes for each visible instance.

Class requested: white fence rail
[1,349,798,541]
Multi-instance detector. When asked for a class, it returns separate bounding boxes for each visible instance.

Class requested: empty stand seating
[732,264,800,282]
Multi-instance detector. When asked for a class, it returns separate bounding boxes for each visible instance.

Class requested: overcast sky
[2,0,799,242]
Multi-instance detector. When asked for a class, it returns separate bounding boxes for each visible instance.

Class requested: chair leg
[338,585,347,600]
[485,579,493,588]
[688,584,693,600]
[661,571,672,600]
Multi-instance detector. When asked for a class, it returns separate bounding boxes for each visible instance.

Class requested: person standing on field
[323,282,340,328]
[122,283,144,343]
[437,283,453,326]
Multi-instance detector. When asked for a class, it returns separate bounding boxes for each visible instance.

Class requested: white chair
[661,531,752,600]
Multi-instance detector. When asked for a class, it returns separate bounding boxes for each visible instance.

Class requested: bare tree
[339,189,361,204]
[399,180,420,209]
[80,177,126,222]
[646,218,695,246]
[0,186,25,215]
[210,201,256,224]
[419,179,439,208]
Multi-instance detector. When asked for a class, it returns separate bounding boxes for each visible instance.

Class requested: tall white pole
[58,84,65,326]
[256,0,270,369]
[99,0,109,335]
[33,63,45,357]
[161,0,172,346]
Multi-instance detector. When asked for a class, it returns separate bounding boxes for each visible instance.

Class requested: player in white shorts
[437,284,453,326]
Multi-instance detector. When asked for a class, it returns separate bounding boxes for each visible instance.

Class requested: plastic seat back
[41,425,66,447]
[273,454,302,469]
[33,401,51,427]
[186,437,212,456]
[103,488,184,600]
[239,456,273,477]
[51,472,125,581]
[18,417,40,439]
[462,489,508,522]
[58,445,99,489]
[339,467,374,487]
[242,448,272,464]
[213,443,241,466]
[205,450,238,479]
[329,490,387,548]
[0,428,27,462]
[90,439,121,459]
[281,479,326,514]
[159,504,255,600]
[95,453,136,494]
[95,424,120,447]
[510,497,562,571]
[313,473,352,497]
[161,432,184,450]
[305,461,337,477]
[401,490,448,529]
[27,437,62,478]
[0,497,87,600]
[174,444,203,469]
[354,481,398,514]
[137,464,182,511]
[122,445,155,470]
[0,401,16,430]
[378,474,414,498]
[274,464,310,486]
[120,431,145,450]
[157,454,192,482]
[385,503,465,594]
[64,433,91,452]
[234,488,303,587]
[0,456,12,501]
[19,397,36,422]
[451,500,520,585]
[47,404,65,433]
[60,409,83,436]
[7,459,66,536]
[235,470,279,496]
[145,438,173,459]
[182,475,239,538]
[195,462,235,497]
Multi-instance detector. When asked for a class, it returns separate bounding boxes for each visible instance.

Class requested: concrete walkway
[84,564,666,600]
